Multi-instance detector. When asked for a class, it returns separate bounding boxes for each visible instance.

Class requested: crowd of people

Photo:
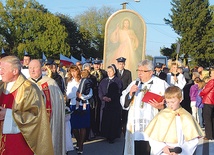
[0,52,213,155]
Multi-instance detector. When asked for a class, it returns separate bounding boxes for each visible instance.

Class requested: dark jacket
[98,76,123,105]
[51,72,65,94]
[77,78,92,95]
[91,69,107,84]
[117,69,132,90]
[154,71,167,81]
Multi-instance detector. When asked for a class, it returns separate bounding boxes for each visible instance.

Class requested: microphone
[132,77,140,97]
[169,147,182,153]
[135,77,140,86]
[124,78,140,108]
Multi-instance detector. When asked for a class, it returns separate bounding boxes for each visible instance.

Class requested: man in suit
[116,57,132,136]
[154,63,167,81]
[90,59,107,136]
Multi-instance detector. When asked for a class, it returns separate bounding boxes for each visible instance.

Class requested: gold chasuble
[29,76,65,155]
[145,107,204,143]
[0,74,54,155]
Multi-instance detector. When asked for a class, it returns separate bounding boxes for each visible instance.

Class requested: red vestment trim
[41,82,52,121]
[0,90,33,155]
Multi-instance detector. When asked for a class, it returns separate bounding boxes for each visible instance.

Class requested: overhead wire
[125,2,179,55]
[127,2,178,40]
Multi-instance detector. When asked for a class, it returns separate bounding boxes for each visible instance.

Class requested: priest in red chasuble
[0,56,54,155]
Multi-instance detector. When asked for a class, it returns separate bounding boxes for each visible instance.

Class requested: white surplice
[120,76,169,155]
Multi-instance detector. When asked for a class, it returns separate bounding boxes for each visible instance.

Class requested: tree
[74,6,115,59]
[145,55,153,61]
[160,43,177,60]
[57,13,82,59]
[165,0,214,67]
[210,5,214,42]
[57,13,97,60]
[210,5,214,21]
[0,0,69,59]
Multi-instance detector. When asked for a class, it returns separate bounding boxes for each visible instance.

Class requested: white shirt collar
[5,81,15,94]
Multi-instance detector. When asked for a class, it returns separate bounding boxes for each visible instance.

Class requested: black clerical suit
[117,69,132,136]
[154,71,167,81]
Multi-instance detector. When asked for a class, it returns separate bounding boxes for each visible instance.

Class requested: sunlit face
[51,65,57,73]
[117,62,125,70]
[29,60,42,79]
[177,68,183,74]
[0,61,16,82]
[171,64,178,73]
[107,68,115,78]
[165,97,181,111]
[76,62,82,71]
[70,69,78,78]
[198,67,203,73]
[93,63,101,70]
[155,67,161,72]
[23,56,31,66]
[46,64,53,70]
[137,65,153,82]
[84,66,90,72]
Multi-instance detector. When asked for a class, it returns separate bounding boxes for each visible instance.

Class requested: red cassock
[0,91,34,155]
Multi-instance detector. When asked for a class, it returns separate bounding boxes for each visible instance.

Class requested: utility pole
[121,0,140,9]
[121,2,128,9]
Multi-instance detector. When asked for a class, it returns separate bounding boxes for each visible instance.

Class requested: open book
[142,91,164,103]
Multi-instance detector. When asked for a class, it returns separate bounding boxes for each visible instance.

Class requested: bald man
[28,59,66,155]
[0,56,53,154]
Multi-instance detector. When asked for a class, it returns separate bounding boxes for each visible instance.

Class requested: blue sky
[3,0,214,57]
[36,0,179,57]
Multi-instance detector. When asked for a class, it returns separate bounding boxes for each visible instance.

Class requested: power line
[147,40,174,44]
[127,3,178,39]
[146,23,167,26]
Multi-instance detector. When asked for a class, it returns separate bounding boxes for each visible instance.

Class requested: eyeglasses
[136,69,152,72]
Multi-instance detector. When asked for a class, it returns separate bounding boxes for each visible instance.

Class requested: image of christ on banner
[103,9,146,79]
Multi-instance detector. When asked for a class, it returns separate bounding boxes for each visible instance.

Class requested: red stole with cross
[41,82,52,121]
[0,90,34,155]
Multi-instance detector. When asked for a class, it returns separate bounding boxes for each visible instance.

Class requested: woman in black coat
[98,64,123,143]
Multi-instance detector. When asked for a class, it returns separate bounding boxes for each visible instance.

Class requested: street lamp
[121,2,128,9]
[121,0,140,9]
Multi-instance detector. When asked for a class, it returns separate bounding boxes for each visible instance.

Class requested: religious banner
[103,9,146,79]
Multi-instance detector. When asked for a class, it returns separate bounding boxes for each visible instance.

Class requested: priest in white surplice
[28,59,66,155]
[120,60,169,155]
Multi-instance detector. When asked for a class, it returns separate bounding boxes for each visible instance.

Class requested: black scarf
[31,76,42,83]
[171,72,180,77]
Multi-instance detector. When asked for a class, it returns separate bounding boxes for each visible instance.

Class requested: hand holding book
[142,91,164,103]
[142,91,164,109]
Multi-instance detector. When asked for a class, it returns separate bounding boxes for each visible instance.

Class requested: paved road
[67,136,124,155]
[194,139,214,155]
[67,136,214,155]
